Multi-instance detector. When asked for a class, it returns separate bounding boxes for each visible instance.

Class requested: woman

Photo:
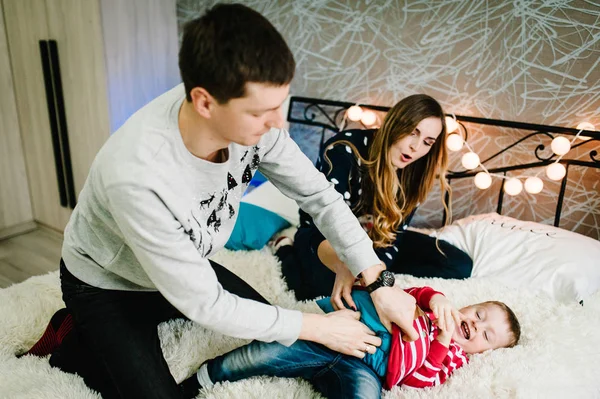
[275,94,473,305]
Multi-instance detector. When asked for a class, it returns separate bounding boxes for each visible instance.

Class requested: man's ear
[190,87,216,119]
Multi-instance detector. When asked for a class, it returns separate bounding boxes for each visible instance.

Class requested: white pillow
[431,213,600,303]
[242,181,300,226]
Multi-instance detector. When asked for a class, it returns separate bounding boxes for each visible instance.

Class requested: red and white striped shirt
[384,287,469,389]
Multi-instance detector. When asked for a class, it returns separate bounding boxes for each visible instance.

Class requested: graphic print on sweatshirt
[185,145,262,257]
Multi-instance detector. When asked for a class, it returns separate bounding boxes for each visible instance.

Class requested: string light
[347,105,363,122]
[360,110,377,126]
[446,133,464,152]
[461,152,480,170]
[576,122,594,140]
[504,178,523,196]
[546,163,566,181]
[443,115,598,196]
[343,105,381,129]
[345,106,597,196]
[445,116,459,133]
[551,136,571,156]
[524,176,544,194]
[474,172,492,189]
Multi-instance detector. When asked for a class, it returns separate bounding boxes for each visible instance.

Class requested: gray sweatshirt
[62,84,380,345]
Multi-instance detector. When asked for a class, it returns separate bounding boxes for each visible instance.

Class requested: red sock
[24,308,73,357]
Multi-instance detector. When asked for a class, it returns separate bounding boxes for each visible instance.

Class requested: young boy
[193,286,521,398]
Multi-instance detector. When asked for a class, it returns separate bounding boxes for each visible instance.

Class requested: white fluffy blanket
[1,247,599,399]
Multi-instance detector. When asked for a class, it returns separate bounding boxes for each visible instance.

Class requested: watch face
[381,270,395,287]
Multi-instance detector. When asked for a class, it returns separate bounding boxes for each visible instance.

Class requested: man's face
[209,82,289,146]
[452,302,513,354]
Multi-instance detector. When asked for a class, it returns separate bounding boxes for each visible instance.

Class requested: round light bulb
[576,122,594,140]
[504,178,523,196]
[551,136,571,156]
[474,172,492,189]
[461,152,480,170]
[445,116,459,133]
[524,176,544,194]
[446,133,464,152]
[360,110,377,126]
[546,163,566,181]
[346,105,363,122]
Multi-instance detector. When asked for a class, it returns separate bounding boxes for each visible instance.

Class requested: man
[48,4,418,398]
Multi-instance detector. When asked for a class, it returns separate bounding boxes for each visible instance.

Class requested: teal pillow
[225,202,291,250]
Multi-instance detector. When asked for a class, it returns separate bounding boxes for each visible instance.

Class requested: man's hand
[359,264,418,341]
[330,263,359,311]
[370,286,419,341]
[429,294,461,332]
[300,310,381,358]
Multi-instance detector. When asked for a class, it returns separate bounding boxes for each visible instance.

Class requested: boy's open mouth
[461,321,470,339]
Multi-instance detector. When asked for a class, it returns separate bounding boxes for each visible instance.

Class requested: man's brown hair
[178,3,295,103]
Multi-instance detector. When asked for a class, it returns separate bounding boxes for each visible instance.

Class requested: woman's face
[389,116,443,169]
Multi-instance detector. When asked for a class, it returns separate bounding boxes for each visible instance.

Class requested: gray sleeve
[105,183,302,346]
[258,128,381,276]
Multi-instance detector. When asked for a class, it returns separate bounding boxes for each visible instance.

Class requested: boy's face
[451,302,513,354]
[209,82,289,146]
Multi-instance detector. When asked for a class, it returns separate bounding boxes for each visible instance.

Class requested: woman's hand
[429,294,461,332]
[300,310,381,358]
[315,240,360,311]
[330,263,359,311]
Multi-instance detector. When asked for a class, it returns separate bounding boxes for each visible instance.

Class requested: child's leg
[201,339,337,386]
[200,340,382,399]
[312,356,382,399]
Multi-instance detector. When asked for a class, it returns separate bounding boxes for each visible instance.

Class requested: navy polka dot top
[298,129,417,268]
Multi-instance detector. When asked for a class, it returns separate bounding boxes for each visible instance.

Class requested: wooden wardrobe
[1,0,180,235]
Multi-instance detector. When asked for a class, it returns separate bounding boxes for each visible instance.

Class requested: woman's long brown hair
[326,94,451,248]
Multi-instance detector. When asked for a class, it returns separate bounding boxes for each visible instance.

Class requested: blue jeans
[207,340,382,399]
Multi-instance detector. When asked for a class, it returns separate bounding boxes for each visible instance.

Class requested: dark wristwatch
[365,270,395,293]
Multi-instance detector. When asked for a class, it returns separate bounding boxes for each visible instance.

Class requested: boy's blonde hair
[481,301,521,348]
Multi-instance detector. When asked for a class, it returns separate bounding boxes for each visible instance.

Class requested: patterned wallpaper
[177,0,600,239]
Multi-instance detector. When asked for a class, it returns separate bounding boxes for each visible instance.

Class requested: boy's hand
[429,294,462,332]
[435,316,455,348]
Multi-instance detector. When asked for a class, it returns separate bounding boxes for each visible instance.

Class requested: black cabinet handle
[48,40,76,209]
[39,40,68,208]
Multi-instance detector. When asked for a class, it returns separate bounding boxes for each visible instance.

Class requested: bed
[1,98,599,398]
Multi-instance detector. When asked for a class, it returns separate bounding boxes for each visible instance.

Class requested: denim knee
[321,357,382,399]
[350,366,382,399]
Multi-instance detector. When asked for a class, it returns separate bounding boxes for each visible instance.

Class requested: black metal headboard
[287,96,600,228]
